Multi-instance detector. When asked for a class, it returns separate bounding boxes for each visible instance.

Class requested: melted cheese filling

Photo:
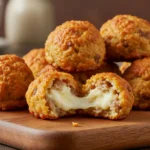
[47,83,118,111]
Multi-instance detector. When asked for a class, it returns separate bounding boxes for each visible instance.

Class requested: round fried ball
[123,57,150,110]
[23,48,49,78]
[82,72,134,119]
[45,20,106,72]
[26,70,79,119]
[0,54,34,110]
[100,14,150,61]
[26,69,134,120]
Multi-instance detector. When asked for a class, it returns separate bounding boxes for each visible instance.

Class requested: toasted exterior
[0,54,34,110]
[37,65,56,77]
[120,62,131,74]
[100,14,150,61]
[23,48,49,78]
[45,20,106,72]
[26,69,133,120]
[82,73,134,119]
[123,58,150,110]
[26,70,79,119]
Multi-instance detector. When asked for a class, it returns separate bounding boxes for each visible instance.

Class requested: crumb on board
[72,122,80,127]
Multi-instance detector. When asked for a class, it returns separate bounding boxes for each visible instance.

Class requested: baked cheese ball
[100,14,150,61]
[81,73,134,119]
[23,48,49,78]
[45,20,106,72]
[26,70,134,120]
[123,58,150,110]
[0,54,34,110]
[26,70,79,119]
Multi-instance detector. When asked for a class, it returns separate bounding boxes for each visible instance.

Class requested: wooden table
[0,110,149,150]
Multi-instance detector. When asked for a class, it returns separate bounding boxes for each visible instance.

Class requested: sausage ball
[23,48,49,78]
[100,14,150,61]
[123,57,150,110]
[26,70,79,119]
[26,69,134,120]
[45,20,106,72]
[0,54,34,110]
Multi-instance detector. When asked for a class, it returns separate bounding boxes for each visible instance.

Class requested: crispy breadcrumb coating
[100,14,150,61]
[45,20,106,72]
[0,54,34,110]
[23,48,49,78]
[26,70,134,120]
[123,57,150,110]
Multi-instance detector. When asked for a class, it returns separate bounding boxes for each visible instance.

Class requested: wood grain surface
[0,110,149,150]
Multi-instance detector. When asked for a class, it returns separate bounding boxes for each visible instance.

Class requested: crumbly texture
[45,20,106,72]
[0,54,34,110]
[82,73,134,119]
[100,14,150,61]
[26,70,134,120]
[123,58,150,110]
[26,70,79,119]
[72,122,80,127]
[23,48,49,78]
[120,62,131,74]
[37,65,56,77]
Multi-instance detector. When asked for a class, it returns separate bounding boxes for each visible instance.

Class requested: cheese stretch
[47,83,118,111]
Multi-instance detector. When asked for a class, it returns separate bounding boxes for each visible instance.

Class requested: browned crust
[0,54,34,110]
[82,72,134,119]
[45,20,106,72]
[26,70,79,119]
[123,57,150,110]
[26,70,134,120]
[100,14,150,61]
[23,48,49,78]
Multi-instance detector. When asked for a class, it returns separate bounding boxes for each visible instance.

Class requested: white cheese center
[47,83,118,111]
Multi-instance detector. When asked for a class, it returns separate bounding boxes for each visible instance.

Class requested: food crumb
[72,122,80,127]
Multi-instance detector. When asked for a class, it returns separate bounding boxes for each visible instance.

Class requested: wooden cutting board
[0,110,149,150]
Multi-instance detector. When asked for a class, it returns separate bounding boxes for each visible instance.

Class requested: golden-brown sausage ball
[26,70,79,119]
[23,48,49,78]
[0,54,34,110]
[123,57,150,110]
[82,72,134,119]
[100,14,150,61]
[26,69,134,120]
[45,20,106,72]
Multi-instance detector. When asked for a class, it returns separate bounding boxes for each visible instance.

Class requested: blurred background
[0,0,150,56]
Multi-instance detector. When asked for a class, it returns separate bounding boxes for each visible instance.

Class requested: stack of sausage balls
[23,20,136,120]
[100,14,150,110]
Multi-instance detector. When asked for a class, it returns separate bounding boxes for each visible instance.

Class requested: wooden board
[0,110,149,150]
